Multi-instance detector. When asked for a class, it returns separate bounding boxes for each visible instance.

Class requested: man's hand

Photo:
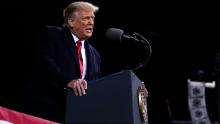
[67,79,87,96]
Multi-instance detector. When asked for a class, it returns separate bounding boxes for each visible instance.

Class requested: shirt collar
[71,33,85,48]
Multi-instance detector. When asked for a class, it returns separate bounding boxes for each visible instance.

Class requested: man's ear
[68,18,75,28]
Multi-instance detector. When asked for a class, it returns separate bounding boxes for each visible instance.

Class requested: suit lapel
[61,26,80,72]
[84,41,97,80]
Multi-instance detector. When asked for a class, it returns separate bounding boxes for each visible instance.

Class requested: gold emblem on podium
[137,83,148,122]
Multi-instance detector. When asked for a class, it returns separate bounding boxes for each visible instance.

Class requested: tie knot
[76,40,82,47]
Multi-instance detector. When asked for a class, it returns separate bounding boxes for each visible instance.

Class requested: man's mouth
[86,28,93,33]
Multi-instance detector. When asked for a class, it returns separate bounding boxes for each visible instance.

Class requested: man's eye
[82,17,89,20]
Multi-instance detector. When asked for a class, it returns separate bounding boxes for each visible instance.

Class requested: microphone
[105,28,145,44]
[105,27,152,71]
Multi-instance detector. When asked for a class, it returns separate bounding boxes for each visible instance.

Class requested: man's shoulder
[86,41,100,56]
[40,25,65,37]
[44,25,62,32]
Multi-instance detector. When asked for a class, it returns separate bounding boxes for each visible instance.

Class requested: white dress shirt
[71,33,87,79]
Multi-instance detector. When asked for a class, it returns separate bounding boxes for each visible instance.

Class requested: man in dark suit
[21,1,101,123]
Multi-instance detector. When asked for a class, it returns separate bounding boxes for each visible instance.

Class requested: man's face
[68,10,95,40]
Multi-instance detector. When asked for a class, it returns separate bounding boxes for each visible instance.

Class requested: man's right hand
[67,79,87,96]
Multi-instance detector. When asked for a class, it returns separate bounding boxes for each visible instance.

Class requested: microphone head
[105,28,124,41]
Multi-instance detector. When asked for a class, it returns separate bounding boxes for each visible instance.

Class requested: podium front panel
[65,70,148,124]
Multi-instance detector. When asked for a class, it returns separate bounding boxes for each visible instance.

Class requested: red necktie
[76,40,83,78]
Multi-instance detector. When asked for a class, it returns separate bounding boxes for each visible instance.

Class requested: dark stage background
[0,0,219,123]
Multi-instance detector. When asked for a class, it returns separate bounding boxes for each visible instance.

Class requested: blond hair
[63,1,99,24]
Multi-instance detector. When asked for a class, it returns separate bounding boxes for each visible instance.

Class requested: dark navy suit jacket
[21,26,101,123]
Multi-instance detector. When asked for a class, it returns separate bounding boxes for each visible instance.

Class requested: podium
[65,70,148,124]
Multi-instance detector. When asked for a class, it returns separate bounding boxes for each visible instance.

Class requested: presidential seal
[138,83,148,122]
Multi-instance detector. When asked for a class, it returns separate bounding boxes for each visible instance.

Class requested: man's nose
[88,17,94,24]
